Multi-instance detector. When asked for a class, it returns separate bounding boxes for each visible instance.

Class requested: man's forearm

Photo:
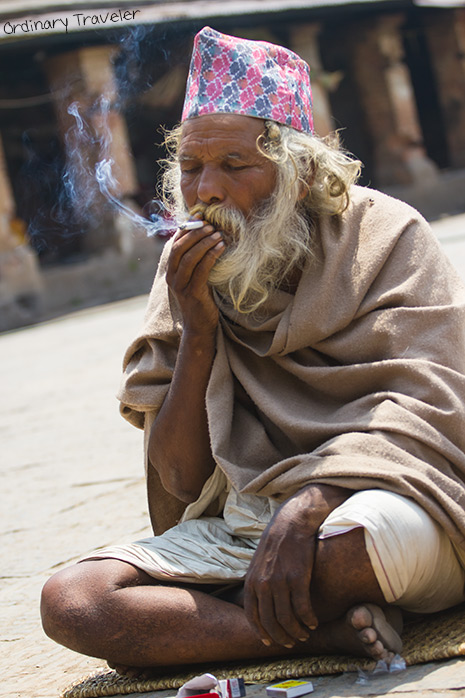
[148,329,217,503]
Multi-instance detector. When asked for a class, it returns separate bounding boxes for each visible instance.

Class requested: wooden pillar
[289,23,334,137]
[44,45,138,253]
[457,9,465,73]
[0,132,43,313]
[348,14,436,187]
[0,133,16,252]
[424,9,465,168]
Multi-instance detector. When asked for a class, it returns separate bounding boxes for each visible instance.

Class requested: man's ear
[298,183,307,201]
[298,179,311,201]
[298,167,315,200]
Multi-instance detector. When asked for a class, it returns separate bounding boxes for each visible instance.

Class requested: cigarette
[178,220,204,231]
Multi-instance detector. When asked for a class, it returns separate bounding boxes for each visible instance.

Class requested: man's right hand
[148,220,224,502]
[166,221,225,336]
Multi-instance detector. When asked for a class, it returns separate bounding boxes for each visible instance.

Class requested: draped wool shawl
[118,186,465,554]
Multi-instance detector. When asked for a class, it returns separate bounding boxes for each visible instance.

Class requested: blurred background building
[0,0,464,330]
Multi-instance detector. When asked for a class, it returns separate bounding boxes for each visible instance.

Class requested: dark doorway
[0,51,85,265]
[319,23,374,187]
[403,16,450,170]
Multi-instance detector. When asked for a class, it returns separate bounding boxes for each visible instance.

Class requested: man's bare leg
[310,527,403,660]
[40,528,402,671]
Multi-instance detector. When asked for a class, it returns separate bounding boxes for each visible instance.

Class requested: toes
[346,603,403,660]
[358,626,377,645]
[365,604,403,655]
[347,605,373,632]
[358,628,388,660]
[371,639,387,659]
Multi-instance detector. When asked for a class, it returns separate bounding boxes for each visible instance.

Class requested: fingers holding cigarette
[173,218,225,261]
[172,216,224,256]
[168,217,224,286]
[175,219,225,251]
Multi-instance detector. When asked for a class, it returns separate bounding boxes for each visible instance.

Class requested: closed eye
[180,163,201,174]
[223,152,252,171]
[225,163,248,171]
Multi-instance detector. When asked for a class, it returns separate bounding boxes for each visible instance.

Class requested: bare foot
[343,603,403,663]
[296,603,403,662]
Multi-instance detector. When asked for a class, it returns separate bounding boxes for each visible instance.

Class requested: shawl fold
[118,186,465,551]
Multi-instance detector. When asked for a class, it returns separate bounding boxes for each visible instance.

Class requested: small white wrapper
[176,672,218,698]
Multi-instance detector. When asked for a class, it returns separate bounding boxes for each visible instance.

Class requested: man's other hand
[243,484,349,647]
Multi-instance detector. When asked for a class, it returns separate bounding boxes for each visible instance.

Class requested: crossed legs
[41,528,402,670]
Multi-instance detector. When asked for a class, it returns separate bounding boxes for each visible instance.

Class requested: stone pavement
[2,214,465,698]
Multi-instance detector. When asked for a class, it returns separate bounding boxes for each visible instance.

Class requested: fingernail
[309,625,317,630]
[299,636,309,642]
[211,232,222,240]
[262,639,271,646]
[284,643,294,649]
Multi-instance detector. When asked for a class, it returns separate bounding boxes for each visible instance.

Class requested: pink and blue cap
[182,27,314,134]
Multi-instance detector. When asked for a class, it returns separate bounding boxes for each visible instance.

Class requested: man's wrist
[181,327,217,356]
[281,483,350,530]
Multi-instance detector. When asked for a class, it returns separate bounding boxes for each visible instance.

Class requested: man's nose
[196,165,225,205]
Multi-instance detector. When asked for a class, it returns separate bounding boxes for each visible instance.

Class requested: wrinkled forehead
[179,113,267,157]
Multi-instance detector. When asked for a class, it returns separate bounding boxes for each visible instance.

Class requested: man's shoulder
[311,185,435,279]
[347,185,427,225]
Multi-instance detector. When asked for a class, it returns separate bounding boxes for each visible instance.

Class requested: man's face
[178,114,277,221]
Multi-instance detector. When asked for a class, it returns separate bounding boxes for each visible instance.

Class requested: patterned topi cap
[182,26,314,133]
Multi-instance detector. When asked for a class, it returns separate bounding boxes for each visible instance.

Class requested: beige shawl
[118,186,465,553]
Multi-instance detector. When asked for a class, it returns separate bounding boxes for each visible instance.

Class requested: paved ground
[2,213,465,698]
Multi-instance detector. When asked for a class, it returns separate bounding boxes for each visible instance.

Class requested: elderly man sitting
[41,27,465,675]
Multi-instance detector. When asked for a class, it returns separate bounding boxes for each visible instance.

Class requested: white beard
[187,194,312,313]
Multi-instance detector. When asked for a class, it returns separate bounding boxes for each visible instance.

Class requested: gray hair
[159,120,362,219]
[258,121,362,216]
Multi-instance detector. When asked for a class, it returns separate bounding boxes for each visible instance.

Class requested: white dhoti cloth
[320,489,465,613]
[84,477,279,583]
[83,484,465,614]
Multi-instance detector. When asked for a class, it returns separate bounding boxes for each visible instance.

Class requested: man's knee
[40,559,135,648]
[41,564,94,645]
